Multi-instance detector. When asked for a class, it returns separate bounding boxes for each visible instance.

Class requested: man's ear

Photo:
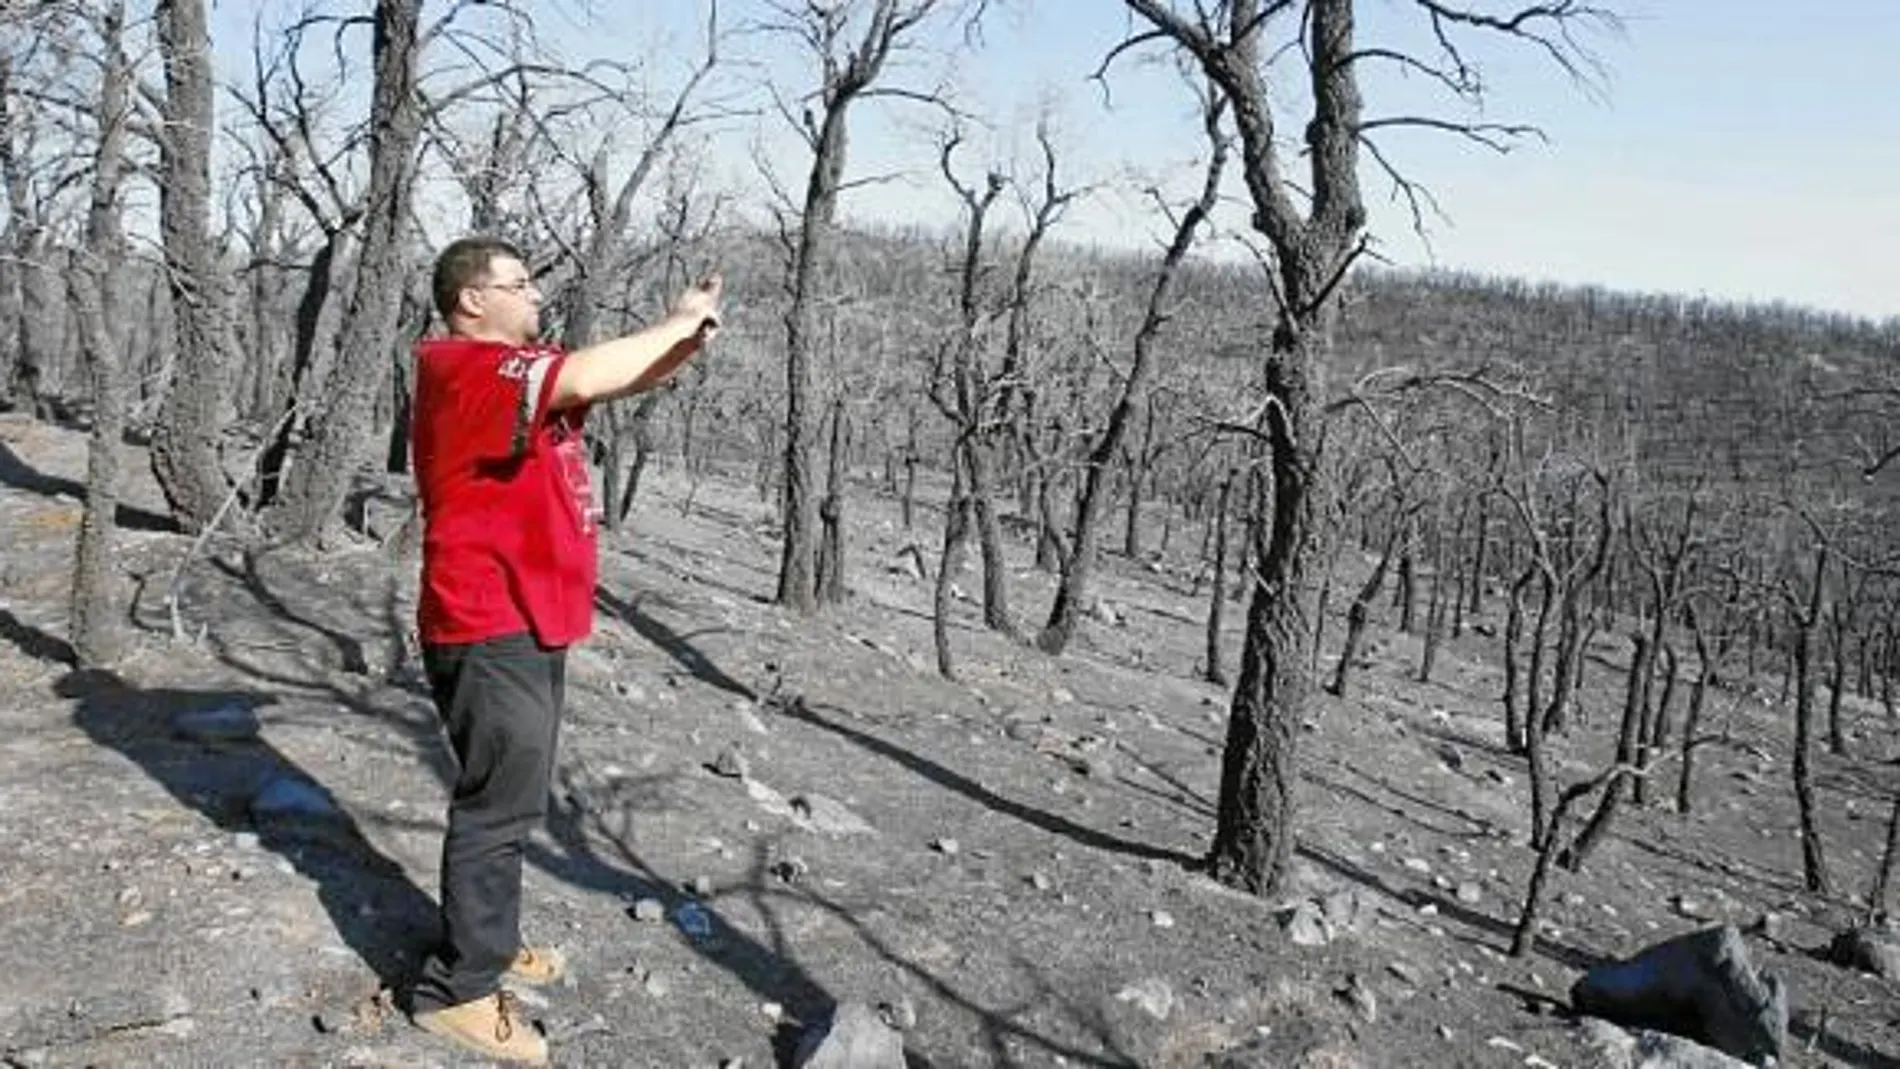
[453,286,483,322]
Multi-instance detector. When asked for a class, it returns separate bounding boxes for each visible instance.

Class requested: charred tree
[1327,509,1402,698]
[267,0,424,545]
[149,0,232,532]
[1788,543,1832,895]
[931,143,1017,635]
[1038,83,1225,655]
[1204,467,1236,686]
[1560,631,1649,873]
[932,456,973,679]
[816,394,850,605]
[1870,792,1900,926]
[67,0,133,667]
[774,1,956,612]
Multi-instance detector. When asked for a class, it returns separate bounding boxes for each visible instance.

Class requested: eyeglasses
[476,279,539,295]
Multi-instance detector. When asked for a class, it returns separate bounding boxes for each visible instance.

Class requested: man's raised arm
[549,274,723,410]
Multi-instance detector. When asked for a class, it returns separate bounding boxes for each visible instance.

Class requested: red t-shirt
[411,337,600,648]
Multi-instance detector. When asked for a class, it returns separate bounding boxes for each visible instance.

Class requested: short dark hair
[431,236,524,321]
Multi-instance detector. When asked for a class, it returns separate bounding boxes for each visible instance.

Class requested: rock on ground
[1829,924,1900,980]
[1570,925,1785,1066]
[1580,1018,1757,1069]
[791,1001,907,1069]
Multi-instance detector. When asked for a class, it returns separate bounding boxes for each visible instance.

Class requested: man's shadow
[58,662,439,993]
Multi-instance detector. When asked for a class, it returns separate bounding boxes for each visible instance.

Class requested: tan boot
[506,945,567,987]
[415,990,549,1065]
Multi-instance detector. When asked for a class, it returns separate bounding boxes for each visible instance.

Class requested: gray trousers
[411,631,565,1012]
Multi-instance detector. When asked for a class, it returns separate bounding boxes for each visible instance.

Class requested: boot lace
[493,990,524,1042]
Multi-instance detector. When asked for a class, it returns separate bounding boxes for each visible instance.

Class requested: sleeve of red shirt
[462,345,570,462]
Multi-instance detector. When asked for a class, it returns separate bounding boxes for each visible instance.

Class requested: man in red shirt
[407,236,719,1064]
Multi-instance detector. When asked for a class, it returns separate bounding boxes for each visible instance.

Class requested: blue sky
[622,0,1900,320]
[212,1,1900,321]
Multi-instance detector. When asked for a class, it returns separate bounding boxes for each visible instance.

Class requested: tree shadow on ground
[534,772,829,1011]
[0,606,78,665]
[0,440,177,532]
[1112,741,1217,819]
[1308,762,1502,840]
[174,549,449,786]
[1406,715,1524,766]
[1621,830,1808,898]
[794,878,1142,1068]
[215,551,377,677]
[785,697,1195,866]
[1791,1009,1900,1069]
[1298,840,1607,973]
[622,544,776,606]
[56,661,439,993]
[596,588,757,700]
[537,757,1133,1068]
[555,615,1154,1066]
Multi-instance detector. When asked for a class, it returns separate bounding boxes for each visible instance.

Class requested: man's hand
[552,271,729,408]
[674,274,723,343]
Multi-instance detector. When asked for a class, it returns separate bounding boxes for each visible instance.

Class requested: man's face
[459,255,542,344]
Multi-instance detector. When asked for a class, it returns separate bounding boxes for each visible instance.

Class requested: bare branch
[1865,443,1900,480]
[1343,46,1479,97]
[1414,0,1621,93]
[1357,134,1444,245]
[1359,115,1546,151]
[1087,26,1174,104]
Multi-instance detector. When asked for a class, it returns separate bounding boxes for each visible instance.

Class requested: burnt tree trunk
[1502,566,1535,753]
[776,116,834,613]
[1540,603,1585,735]
[268,0,423,544]
[149,0,231,532]
[816,394,849,605]
[1525,577,1551,738]
[1826,604,1849,756]
[239,160,289,425]
[1417,531,1448,683]
[933,459,972,679]
[256,228,351,506]
[1122,401,1156,558]
[1326,519,1399,698]
[68,265,128,667]
[1449,498,1472,638]
[616,395,662,524]
[777,3,927,613]
[1857,630,1875,701]
[1468,486,1490,617]
[18,249,64,420]
[1560,631,1649,872]
[1208,325,1328,895]
[1877,626,1892,717]
[68,0,133,667]
[385,308,416,475]
[1038,96,1223,654]
[1791,558,1832,894]
[1394,549,1416,632]
[1518,571,1558,846]
[1870,792,1900,926]
[1542,489,1613,737]
[1035,498,1061,571]
[0,52,42,414]
[1676,620,1714,814]
[1122,0,1457,897]
[1204,469,1235,686]
[934,156,1017,636]
[966,439,1015,632]
[1635,641,1679,808]
[1512,766,1636,957]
